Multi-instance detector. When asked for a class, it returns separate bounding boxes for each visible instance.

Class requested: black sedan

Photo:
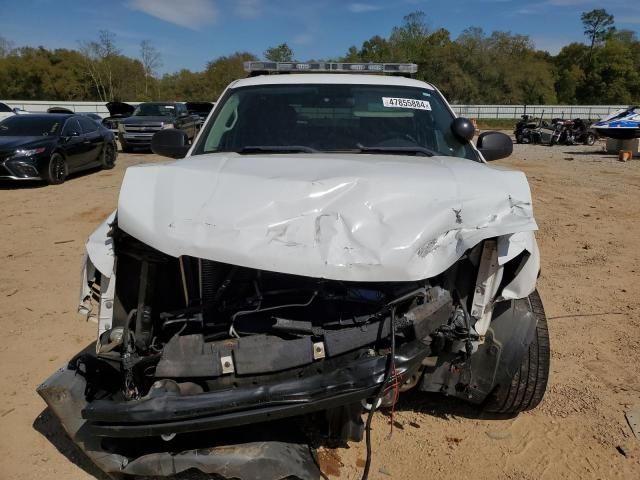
[0,114,117,184]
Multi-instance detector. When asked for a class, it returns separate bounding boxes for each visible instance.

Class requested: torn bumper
[37,366,321,479]
[81,338,427,438]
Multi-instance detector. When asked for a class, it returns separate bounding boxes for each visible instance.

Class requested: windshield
[194,84,475,159]
[132,103,176,117]
[0,116,61,136]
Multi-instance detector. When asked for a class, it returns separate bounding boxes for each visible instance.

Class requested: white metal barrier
[451,104,627,120]
[1,100,629,120]
[1,100,140,118]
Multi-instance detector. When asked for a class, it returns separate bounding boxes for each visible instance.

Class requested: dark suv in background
[118,102,199,152]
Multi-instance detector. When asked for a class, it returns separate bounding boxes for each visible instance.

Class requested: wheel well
[51,148,66,160]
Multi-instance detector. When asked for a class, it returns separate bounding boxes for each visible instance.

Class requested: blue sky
[0,0,638,74]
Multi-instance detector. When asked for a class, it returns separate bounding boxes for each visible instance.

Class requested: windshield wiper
[236,145,319,154]
[355,145,436,157]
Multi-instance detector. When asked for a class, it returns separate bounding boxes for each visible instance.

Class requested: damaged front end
[39,152,546,479]
[40,220,541,479]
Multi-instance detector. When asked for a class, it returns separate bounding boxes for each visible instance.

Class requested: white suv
[39,63,549,480]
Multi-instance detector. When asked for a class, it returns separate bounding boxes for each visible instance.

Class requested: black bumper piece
[83,341,429,438]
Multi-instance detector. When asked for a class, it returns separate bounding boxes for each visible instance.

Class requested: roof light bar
[244,62,418,74]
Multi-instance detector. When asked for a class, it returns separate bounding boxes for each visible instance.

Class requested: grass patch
[475,118,516,130]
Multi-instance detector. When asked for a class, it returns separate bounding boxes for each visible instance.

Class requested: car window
[195,84,475,160]
[0,116,61,136]
[0,102,12,113]
[78,116,98,133]
[132,103,176,117]
[62,118,82,136]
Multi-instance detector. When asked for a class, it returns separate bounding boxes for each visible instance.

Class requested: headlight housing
[12,147,46,158]
[162,123,175,130]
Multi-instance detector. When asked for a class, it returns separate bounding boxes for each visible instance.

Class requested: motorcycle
[514,114,539,144]
[549,118,597,146]
[570,118,597,146]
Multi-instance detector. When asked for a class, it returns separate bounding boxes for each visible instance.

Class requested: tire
[45,152,68,185]
[119,136,133,153]
[484,290,550,414]
[584,133,596,146]
[101,142,117,170]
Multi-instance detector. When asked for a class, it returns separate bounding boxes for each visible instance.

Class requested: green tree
[359,36,391,62]
[581,9,615,59]
[203,52,258,99]
[159,69,208,101]
[264,43,294,62]
[554,42,589,103]
[389,11,429,61]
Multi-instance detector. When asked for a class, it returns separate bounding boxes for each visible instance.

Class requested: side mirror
[476,131,513,161]
[151,128,190,159]
[451,117,476,141]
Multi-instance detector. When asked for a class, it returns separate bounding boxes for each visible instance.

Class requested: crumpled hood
[116,153,537,282]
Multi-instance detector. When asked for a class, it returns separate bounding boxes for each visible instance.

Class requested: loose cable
[361,306,396,480]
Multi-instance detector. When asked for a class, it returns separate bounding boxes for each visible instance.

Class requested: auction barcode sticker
[382,97,431,110]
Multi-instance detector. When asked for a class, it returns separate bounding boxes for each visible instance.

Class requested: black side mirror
[151,128,190,159]
[451,117,476,141]
[476,131,513,161]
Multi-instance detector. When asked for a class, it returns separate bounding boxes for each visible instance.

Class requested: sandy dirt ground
[1,143,639,480]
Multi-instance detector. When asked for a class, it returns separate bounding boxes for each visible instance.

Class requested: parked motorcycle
[514,114,539,144]
[549,118,597,146]
[570,118,597,146]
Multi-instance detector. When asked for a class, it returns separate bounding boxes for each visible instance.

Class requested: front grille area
[124,123,162,133]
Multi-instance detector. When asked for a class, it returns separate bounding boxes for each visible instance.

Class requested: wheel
[584,133,596,146]
[484,290,550,414]
[119,136,133,153]
[515,134,523,144]
[101,142,117,169]
[45,152,68,185]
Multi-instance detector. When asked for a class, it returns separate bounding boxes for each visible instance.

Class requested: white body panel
[107,153,538,283]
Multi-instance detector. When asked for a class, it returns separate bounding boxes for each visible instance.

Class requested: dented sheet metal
[85,210,116,277]
[114,153,538,282]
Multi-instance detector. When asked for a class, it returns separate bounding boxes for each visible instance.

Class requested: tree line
[0,9,637,105]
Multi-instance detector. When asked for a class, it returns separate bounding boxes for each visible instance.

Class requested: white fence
[1,100,629,120]
[1,100,140,117]
[451,104,627,120]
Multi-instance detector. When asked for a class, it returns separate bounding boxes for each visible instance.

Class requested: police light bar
[244,62,418,74]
